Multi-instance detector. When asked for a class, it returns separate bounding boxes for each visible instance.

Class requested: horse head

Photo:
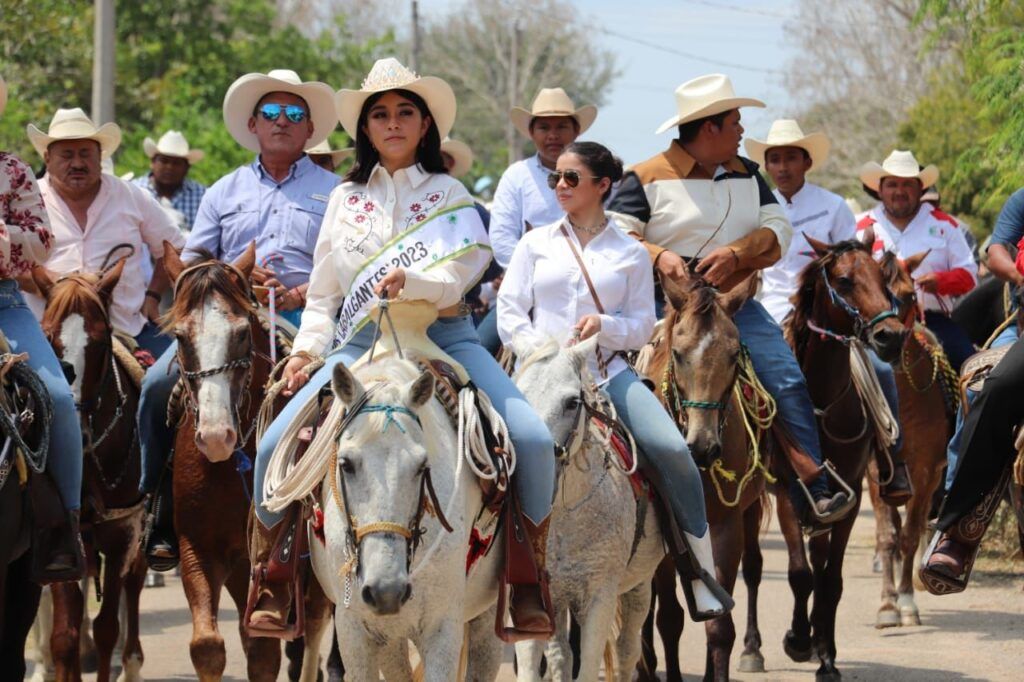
[163,241,258,463]
[659,274,751,466]
[328,358,441,616]
[795,230,906,362]
[35,259,125,407]
[879,248,928,328]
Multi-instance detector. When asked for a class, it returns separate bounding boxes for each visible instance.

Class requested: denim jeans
[254,315,556,528]
[605,368,708,536]
[945,324,1018,490]
[868,349,903,456]
[137,342,179,493]
[134,321,173,357]
[0,280,83,510]
[475,305,502,356]
[924,310,976,374]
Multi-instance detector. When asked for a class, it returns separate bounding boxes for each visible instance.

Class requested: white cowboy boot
[685,528,729,619]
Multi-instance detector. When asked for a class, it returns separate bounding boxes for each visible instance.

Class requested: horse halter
[808,260,900,345]
[662,352,736,439]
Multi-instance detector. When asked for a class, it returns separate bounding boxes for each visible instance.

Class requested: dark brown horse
[637,275,769,682]
[780,234,906,681]
[867,251,956,627]
[34,261,148,682]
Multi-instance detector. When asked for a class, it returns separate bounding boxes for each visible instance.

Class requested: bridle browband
[807,249,900,346]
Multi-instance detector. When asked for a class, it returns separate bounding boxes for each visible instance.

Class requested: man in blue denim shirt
[137,70,340,567]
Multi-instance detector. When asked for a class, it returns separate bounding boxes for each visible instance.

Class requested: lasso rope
[848,339,900,483]
[0,352,54,474]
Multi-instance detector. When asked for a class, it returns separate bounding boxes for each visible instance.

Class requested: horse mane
[40,273,107,341]
[513,338,561,377]
[788,238,871,358]
[163,250,256,331]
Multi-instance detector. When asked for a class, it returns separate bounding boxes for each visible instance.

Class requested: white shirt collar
[368,162,431,189]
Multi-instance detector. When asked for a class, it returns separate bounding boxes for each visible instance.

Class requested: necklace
[568,216,609,236]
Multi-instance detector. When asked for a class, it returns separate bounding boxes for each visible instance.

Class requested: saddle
[960,345,1012,395]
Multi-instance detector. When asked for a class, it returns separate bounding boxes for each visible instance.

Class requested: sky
[423,0,800,165]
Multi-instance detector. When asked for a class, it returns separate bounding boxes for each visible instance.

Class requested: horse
[780,234,906,681]
[33,261,148,682]
[510,336,665,681]
[636,275,770,682]
[866,251,957,628]
[267,301,506,681]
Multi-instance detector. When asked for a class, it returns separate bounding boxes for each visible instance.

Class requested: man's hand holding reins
[696,246,740,287]
[654,248,689,282]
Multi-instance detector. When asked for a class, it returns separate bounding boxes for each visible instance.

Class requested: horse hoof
[875,608,900,629]
[738,651,765,673]
[901,610,921,626]
[816,669,842,682]
[80,648,99,673]
[783,630,812,663]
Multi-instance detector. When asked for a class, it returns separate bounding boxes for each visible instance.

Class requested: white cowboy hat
[860,150,939,192]
[441,137,473,178]
[222,69,336,153]
[0,74,7,117]
[305,139,353,165]
[336,57,457,142]
[655,73,765,135]
[26,107,122,158]
[510,88,597,138]
[143,130,204,164]
[744,119,830,169]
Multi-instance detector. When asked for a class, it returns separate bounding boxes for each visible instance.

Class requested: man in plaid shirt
[132,130,206,231]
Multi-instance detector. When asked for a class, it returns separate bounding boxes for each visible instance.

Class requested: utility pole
[507,18,520,165]
[92,0,115,124]
[410,0,422,73]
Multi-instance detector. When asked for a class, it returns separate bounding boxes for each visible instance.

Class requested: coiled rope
[0,352,54,473]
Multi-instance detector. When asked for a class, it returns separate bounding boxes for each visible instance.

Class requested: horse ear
[859,226,876,250]
[232,241,257,280]
[903,249,930,275]
[717,273,755,317]
[803,233,830,258]
[31,266,55,300]
[405,370,436,408]
[878,251,899,286]
[97,258,127,304]
[567,335,600,373]
[660,273,688,311]
[331,362,365,407]
[163,241,185,284]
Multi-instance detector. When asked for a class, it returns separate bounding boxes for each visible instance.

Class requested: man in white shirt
[746,121,910,504]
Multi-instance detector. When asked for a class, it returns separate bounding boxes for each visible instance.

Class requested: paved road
[26,498,1023,681]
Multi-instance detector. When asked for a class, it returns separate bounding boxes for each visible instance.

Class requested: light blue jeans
[254,315,556,528]
[605,368,708,537]
[0,280,82,510]
[868,349,903,456]
[945,323,1019,489]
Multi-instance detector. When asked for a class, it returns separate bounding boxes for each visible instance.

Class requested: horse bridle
[808,260,900,345]
[662,351,738,439]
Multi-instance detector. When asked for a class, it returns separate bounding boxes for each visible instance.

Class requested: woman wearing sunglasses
[497,141,732,621]
[250,58,557,636]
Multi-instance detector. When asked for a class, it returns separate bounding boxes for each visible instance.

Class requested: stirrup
[244,563,303,641]
[919,530,978,595]
[679,567,735,622]
[797,460,857,525]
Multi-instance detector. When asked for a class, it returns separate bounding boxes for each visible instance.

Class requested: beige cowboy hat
[27,107,122,159]
[744,119,830,169]
[144,130,204,164]
[0,74,7,117]
[441,137,473,178]
[222,69,336,153]
[655,73,764,135]
[305,139,353,165]
[336,57,457,142]
[510,88,597,138]
[860,150,939,192]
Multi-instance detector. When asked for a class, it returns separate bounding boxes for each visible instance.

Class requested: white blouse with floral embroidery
[292,163,491,356]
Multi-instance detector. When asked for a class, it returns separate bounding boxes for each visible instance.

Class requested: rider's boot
[144,470,178,571]
[509,515,555,635]
[37,508,85,583]
[878,456,913,507]
[246,514,295,638]
[674,528,734,622]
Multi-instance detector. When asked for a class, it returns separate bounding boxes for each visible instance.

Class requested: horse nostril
[401,584,413,604]
[706,442,721,462]
[361,585,376,607]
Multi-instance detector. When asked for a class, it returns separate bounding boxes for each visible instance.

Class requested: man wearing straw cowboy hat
[133,130,207,231]
[856,150,977,371]
[608,74,855,533]
[137,69,340,569]
[305,139,352,174]
[747,120,912,505]
[25,107,185,355]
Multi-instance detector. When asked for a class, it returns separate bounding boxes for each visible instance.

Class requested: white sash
[334,203,489,346]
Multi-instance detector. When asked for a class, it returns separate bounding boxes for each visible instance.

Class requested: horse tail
[759,486,773,536]
[603,602,622,681]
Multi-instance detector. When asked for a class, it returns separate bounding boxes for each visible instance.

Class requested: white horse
[512,338,665,682]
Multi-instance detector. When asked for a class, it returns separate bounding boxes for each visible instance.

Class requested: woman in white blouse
[498,141,730,620]
[250,58,555,635]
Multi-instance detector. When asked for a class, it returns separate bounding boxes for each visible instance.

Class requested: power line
[681,0,790,20]
[598,26,783,75]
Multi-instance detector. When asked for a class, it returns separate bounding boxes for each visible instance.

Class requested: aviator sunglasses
[547,169,599,189]
[257,103,308,124]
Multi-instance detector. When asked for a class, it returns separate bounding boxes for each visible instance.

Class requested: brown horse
[780,235,906,681]
[637,275,769,682]
[34,261,148,682]
[867,251,956,628]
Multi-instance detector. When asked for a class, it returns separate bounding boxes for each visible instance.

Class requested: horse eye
[339,457,356,474]
[836,276,854,290]
[563,396,580,413]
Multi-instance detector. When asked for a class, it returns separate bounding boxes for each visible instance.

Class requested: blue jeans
[606,369,708,536]
[254,315,556,528]
[137,342,178,493]
[0,280,82,510]
[924,310,975,374]
[945,323,1018,489]
[733,298,828,499]
[868,349,903,456]
[475,306,502,356]
[134,321,172,357]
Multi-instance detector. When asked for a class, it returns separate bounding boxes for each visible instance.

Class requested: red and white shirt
[857,202,976,313]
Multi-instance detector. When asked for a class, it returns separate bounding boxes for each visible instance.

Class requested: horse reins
[806,262,901,347]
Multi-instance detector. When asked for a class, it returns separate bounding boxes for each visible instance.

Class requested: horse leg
[333,619,381,682]
[897,467,941,627]
[4,552,43,681]
[617,581,653,682]
[284,638,304,682]
[574,588,620,682]
[326,617,344,682]
[637,589,658,682]
[653,556,684,682]
[466,604,504,682]
[413,617,462,682]
[298,578,332,682]
[514,636,545,682]
[78,576,98,674]
[809,510,856,682]
[775,491,813,662]
[867,474,899,629]
[29,586,54,682]
[92,544,127,682]
[545,600,573,682]
[738,499,765,674]
[224,559,280,682]
[50,580,84,682]
[703,515,741,682]
[179,539,229,682]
